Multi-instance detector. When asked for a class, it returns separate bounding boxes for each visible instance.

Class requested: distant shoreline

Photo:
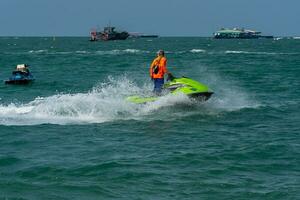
[0,36,297,38]
[0,35,209,37]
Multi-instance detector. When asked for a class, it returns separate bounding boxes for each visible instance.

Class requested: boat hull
[5,71,34,85]
[188,92,214,101]
[126,92,213,104]
[5,79,34,84]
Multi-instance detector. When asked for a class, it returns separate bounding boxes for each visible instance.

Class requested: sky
[0,0,299,37]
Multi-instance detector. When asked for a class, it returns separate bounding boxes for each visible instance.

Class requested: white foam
[224,50,285,55]
[26,49,150,56]
[0,77,137,125]
[28,49,48,53]
[75,51,89,54]
[140,93,192,114]
[96,49,149,55]
[0,76,146,125]
[123,49,144,53]
[225,50,246,54]
[200,73,260,112]
[190,49,206,53]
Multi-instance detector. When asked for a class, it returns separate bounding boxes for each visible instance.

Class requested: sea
[0,37,299,199]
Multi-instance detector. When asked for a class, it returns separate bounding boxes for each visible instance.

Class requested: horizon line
[0,35,296,38]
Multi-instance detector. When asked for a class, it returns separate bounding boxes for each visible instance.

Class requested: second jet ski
[4,64,35,85]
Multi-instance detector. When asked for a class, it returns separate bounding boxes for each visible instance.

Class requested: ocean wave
[25,49,150,55]
[123,49,146,53]
[224,50,298,55]
[96,49,150,55]
[28,49,48,54]
[54,51,73,55]
[7,49,299,56]
[225,50,247,54]
[75,50,89,54]
[225,50,280,55]
[190,49,206,53]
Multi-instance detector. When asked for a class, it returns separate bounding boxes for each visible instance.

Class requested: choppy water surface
[0,37,299,199]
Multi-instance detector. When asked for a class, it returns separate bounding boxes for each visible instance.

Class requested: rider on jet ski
[149,50,171,94]
[15,64,30,75]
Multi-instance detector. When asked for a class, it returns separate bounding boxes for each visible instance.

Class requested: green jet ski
[127,74,213,104]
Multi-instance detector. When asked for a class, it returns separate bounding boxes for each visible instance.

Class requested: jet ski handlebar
[167,73,176,81]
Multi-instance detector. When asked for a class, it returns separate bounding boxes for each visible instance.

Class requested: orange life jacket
[149,56,167,79]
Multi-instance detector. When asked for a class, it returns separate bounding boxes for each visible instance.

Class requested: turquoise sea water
[0,37,299,199]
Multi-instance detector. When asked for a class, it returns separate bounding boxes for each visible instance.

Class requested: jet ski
[5,70,34,84]
[127,74,213,104]
[5,64,34,84]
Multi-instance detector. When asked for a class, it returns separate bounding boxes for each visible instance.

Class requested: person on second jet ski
[15,64,30,75]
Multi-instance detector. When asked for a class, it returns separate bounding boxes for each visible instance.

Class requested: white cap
[16,64,26,69]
